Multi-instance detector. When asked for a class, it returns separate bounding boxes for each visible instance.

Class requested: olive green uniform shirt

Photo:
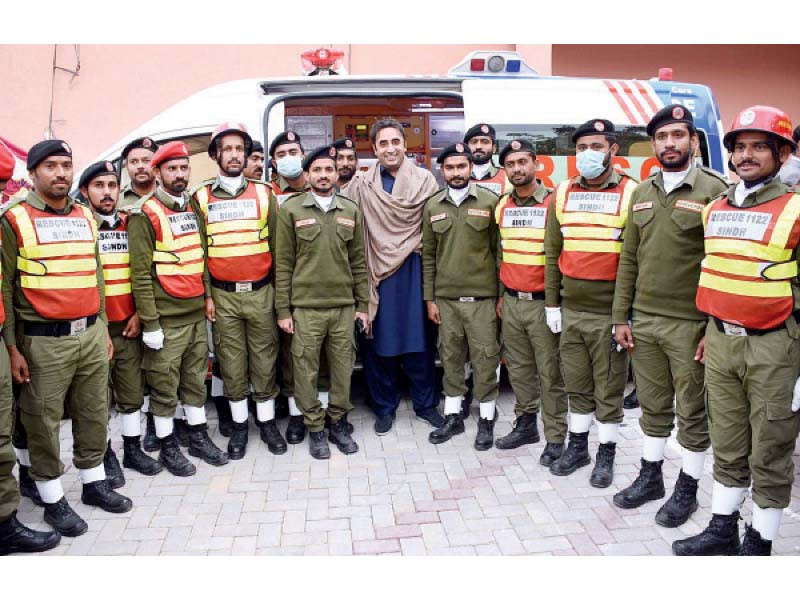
[128,187,211,333]
[1,191,106,347]
[422,182,500,301]
[275,192,369,320]
[611,165,729,324]
[118,183,153,211]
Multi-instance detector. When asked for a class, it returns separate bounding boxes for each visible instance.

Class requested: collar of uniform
[154,187,189,211]
[576,167,622,190]
[723,177,789,208]
[511,180,548,205]
[24,190,75,214]
[275,173,308,193]
[440,182,478,205]
[472,163,497,180]
[93,210,121,230]
[301,191,344,211]
[652,163,699,194]
[211,175,247,197]
[379,164,397,181]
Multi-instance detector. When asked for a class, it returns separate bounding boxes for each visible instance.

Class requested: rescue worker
[2,140,133,537]
[544,119,636,488]
[332,137,358,190]
[128,140,229,476]
[0,142,61,554]
[192,123,285,458]
[275,145,369,460]
[464,123,509,195]
[119,137,159,210]
[243,140,265,181]
[673,106,800,556]
[79,161,164,481]
[422,143,501,449]
[341,118,443,435]
[493,139,568,463]
[611,105,728,526]
[778,125,800,185]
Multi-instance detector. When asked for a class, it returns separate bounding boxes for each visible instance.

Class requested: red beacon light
[301,48,346,76]
[658,67,673,81]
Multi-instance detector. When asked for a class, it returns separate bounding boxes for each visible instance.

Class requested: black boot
[286,415,307,444]
[43,497,88,537]
[474,417,495,451]
[549,431,590,476]
[495,413,539,450]
[539,442,564,467]
[174,418,190,447]
[325,413,354,434]
[428,414,465,444]
[18,465,44,506]
[142,412,160,452]
[309,430,331,460]
[258,419,288,455]
[122,436,163,476]
[188,424,229,466]
[158,433,196,477]
[613,458,665,509]
[227,421,249,461]
[672,512,741,556]
[275,395,290,420]
[589,442,616,488]
[81,480,133,513]
[623,387,639,409]
[655,470,698,527]
[103,441,125,489]
[739,524,772,556]
[329,417,359,455]
[0,512,61,556]
[213,397,233,438]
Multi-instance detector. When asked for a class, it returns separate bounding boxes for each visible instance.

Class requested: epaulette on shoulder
[475,184,500,199]
[189,179,215,197]
[698,166,730,186]
[423,187,446,204]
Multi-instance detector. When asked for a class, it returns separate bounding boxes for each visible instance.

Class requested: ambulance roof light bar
[301,48,347,76]
[449,51,538,78]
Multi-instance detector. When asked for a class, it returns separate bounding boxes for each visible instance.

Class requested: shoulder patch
[467,208,491,218]
[675,199,705,213]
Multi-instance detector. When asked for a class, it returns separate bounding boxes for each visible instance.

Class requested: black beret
[332,138,356,151]
[499,139,537,165]
[121,137,158,160]
[646,104,695,137]
[436,142,473,165]
[269,131,303,158]
[27,139,72,171]
[249,140,264,155]
[79,160,119,189]
[302,145,338,171]
[571,119,616,143]
[463,123,496,143]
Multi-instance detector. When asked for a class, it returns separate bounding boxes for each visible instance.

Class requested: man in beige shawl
[342,118,444,435]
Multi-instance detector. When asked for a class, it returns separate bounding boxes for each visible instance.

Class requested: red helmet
[208,122,253,157]
[0,141,15,180]
[723,105,796,152]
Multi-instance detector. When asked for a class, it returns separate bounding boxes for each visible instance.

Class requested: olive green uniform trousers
[0,344,19,520]
[109,328,145,414]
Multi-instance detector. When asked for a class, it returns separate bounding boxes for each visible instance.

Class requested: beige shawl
[342,158,439,321]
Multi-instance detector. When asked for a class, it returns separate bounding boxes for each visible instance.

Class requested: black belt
[712,316,787,337]
[24,315,98,337]
[504,288,545,301]
[448,296,492,302]
[210,273,272,293]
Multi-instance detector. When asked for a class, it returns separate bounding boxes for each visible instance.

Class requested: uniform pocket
[336,224,354,242]
[296,224,321,242]
[142,348,170,373]
[670,207,704,232]
[431,218,452,234]
[632,207,655,228]
[466,215,490,232]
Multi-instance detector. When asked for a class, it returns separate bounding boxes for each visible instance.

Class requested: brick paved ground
[15,380,800,556]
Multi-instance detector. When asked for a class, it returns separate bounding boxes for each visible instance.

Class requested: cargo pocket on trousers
[19,389,49,417]
[142,349,170,375]
[766,392,795,421]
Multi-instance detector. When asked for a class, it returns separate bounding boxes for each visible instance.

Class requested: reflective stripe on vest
[99,213,135,323]
[495,192,551,292]
[553,176,635,281]
[474,169,508,196]
[696,192,800,329]
[142,198,205,298]
[195,181,272,282]
[6,202,100,320]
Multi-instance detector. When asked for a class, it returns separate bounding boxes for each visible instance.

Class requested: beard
[658,147,692,170]
[471,152,491,165]
[447,177,469,190]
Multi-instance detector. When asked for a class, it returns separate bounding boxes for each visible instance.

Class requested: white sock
[569,411,594,433]
[229,399,249,424]
[711,480,746,515]
[751,505,783,541]
[211,375,224,397]
[174,404,185,419]
[444,395,463,415]
[257,399,276,422]
[642,435,667,462]
[596,421,619,444]
[154,415,174,438]
[15,448,31,467]
[141,395,150,413]
[681,447,706,480]
[36,479,64,504]
[183,405,207,426]
[495,365,501,383]
[288,396,302,417]
[121,411,142,437]
[319,391,329,410]
[79,464,106,484]
[479,400,496,420]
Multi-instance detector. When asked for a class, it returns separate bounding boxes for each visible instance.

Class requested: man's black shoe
[227,421,249,460]
[188,424,229,466]
[429,414,465,444]
[329,418,359,455]
[739,524,772,556]
[258,419,288,455]
[0,512,61,555]
[655,470,698,528]
[174,418,190,447]
[103,441,125,490]
[549,431,591,476]
[613,458,665,509]
[374,413,393,436]
[286,415,306,444]
[672,512,741,556]
[213,396,233,438]
[623,388,639,410]
[415,408,445,429]
[43,498,88,537]
[474,417,495,451]
[81,480,133,514]
[539,442,564,467]
[309,430,331,460]
[158,434,196,477]
[18,465,44,506]
[496,413,539,450]
[142,412,160,452]
[122,436,163,476]
[589,442,616,488]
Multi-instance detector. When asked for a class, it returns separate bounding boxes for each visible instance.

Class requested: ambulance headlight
[487,55,505,73]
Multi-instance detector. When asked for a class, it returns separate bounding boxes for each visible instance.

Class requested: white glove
[793,376,800,412]
[142,329,164,351]
[545,306,562,334]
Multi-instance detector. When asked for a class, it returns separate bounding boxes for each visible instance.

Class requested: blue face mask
[576,149,608,179]
[276,155,303,179]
